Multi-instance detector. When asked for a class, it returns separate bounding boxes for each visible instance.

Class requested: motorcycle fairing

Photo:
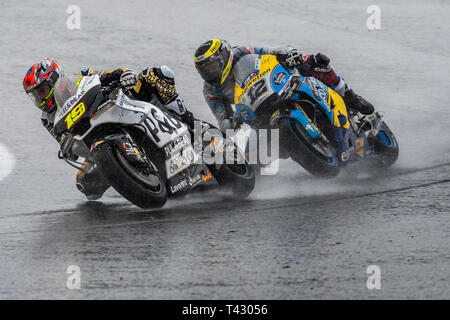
[234,55,279,112]
[290,108,320,139]
[294,80,372,164]
[233,54,374,165]
[57,79,199,181]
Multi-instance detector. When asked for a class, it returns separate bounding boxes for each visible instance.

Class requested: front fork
[91,131,157,173]
[271,102,329,143]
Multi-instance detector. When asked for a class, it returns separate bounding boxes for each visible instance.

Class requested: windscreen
[233,54,260,88]
[54,74,79,107]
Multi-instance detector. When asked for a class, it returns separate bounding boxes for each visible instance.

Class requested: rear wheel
[92,142,167,209]
[208,141,255,198]
[367,122,399,168]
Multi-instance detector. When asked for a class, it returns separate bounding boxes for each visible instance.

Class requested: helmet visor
[195,46,230,86]
[26,82,54,110]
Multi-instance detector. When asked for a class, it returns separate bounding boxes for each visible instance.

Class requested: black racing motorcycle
[52,74,255,209]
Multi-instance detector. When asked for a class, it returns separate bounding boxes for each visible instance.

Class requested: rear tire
[92,142,167,209]
[208,142,255,198]
[368,122,399,168]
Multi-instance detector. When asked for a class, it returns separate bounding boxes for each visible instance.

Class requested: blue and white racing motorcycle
[233,54,399,177]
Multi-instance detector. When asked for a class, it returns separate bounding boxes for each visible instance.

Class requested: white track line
[0,143,15,182]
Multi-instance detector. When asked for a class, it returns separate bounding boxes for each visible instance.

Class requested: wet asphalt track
[1,0,450,299]
[0,162,449,299]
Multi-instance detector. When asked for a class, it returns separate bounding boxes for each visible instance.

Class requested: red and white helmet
[23,58,62,113]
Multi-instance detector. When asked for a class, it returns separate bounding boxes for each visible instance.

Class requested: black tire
[367,122,399,168]
[208,143,255,198]
[280,117,340,178]
[92,142,167,209]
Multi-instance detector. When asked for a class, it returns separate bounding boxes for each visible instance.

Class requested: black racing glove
[277,49,303,68]
[119,70,137,92]
[302,53,331,73]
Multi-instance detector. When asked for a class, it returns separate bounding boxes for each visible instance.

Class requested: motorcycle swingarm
[333,127,374,164]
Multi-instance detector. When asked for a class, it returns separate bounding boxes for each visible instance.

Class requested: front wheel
[280,117,340,178]
[92,142,167,209]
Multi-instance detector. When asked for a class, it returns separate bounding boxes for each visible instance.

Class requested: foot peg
[355,111,384,135]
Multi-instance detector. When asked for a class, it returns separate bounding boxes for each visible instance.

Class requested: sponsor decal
[237,106,251,121]
[305,124,315,133]
[65,101,86,130]
[116,92,125,107]
[164,132,191,158]
[208,40,220,56]
[122,142,141,156]
[168,146,195,177]
[201,170,212,182]
[255,58,261,70]
[236,68,271,103]
[57,94,79,119]
[273,71,287,85]
[355,137,365,157]
[241,72,259,88]
[169,179,189,194]
[143,107,185,145]
[188,173,202,186]
[305,77,328,104]
[341,147,355,162]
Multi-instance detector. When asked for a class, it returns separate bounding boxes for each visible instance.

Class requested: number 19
[65,102,86,129]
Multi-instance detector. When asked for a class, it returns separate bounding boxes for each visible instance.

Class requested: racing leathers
[41,66,194,200]
[202,45,374,132]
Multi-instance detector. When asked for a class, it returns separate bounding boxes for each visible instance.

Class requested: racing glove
[302,53,332,73]
[277,49,303,68]
[119,70,137,92]
[301,53,340,87]
[147,66,178,104]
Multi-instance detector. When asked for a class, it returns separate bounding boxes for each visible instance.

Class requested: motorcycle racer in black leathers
[23,58,195,200]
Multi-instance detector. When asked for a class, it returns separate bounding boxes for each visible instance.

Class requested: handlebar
[101,80,120,95]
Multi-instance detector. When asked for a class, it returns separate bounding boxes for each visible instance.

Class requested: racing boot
[343,89,375,115]
[76,161,111,200]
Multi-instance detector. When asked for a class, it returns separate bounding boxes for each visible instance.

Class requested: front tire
[92,142,167,209]
[280,117,340,178]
